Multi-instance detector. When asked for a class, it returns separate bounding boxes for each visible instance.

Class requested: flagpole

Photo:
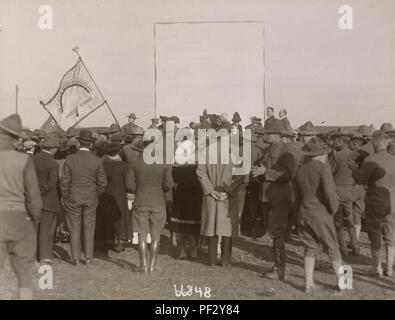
[72,47,121,130]
[15,85,19,114]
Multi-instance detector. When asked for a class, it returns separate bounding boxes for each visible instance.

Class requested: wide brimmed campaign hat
[302,137,331,157]
[77,129,96,143]
[127,113,137,119]
[330,127,353,138]
[110,133,124,144]
[41,134,60,148]
[0,114,25,138]
[374,123,395,137]
[297,121,319,136]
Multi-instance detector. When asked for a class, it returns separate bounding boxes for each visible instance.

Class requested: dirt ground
[1,228,394,300]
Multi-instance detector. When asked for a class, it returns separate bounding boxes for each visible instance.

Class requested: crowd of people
[0,106,394,299]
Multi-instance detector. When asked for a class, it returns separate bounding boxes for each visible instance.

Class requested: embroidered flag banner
[40,59,106,130]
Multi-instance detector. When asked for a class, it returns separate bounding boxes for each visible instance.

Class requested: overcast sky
[0,0,394,129]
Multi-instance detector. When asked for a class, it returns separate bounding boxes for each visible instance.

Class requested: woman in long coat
[172,140,202,259]
[196,137,244,267]
[97,142,134,252]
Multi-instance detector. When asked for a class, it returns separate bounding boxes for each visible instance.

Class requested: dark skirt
[171,165,202,235]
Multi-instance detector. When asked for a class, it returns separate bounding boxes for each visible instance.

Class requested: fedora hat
[127,113,137,119]
[41,134,60,148]
[105,142,122,156]
[330,127,353,138]
[297,121,319,136]
[302,137,331,157]
[77,129,96,143]
[263,118,284,134]
[0,114,24,138]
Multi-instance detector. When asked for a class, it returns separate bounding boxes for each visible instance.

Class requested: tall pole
[15,85,19,114]
[72,47,121,130]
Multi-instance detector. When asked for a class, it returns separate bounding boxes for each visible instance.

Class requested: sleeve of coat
[223,174,245,198]
[196,164,215,195]
[24,157,43,222]
[128,164,137,194]
[162,164,175,193]
[60,160,71,199]
[320,162,339,215]
[96,162,108,196]
[352,159,376,185]
[124,163,135,193]
[264,152,296,183]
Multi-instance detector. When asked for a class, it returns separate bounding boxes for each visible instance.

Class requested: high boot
[265,246,280,279]
[208,236,218,266]
[277,242,286,280]
[148,240,160,273]
[385,246,395,277]
[304,257,316,293]
[221,236,232,267]
[369,248,383,277]
[337,229,348,257]
[348,227,360,256]
[138,240,148,273]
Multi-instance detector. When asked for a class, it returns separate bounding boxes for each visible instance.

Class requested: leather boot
[277,244,286,280]
[208,236,218,266]
[148,240,160,273]
[221,236,232,267]
[337,229,348,257]
[369,248,383,277]
[384,246,395,277]
[265,240,284,280]
[138,240,148,273]
[348,227,360,256]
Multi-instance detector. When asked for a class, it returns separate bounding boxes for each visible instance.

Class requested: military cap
[302,137,331,157]
[0,114,25,138]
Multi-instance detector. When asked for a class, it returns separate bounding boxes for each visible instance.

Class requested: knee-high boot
[138,240,148,273]
[348,227,360,255]
[369,248,383,277]
[337,229,348,256]
[148,240,160,273]
[208,236,218,266]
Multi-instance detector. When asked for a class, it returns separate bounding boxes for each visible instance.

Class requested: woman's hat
[232,112,242,123]
[0,114,25,138]
[41,134,60,148]
[302,137,331,156]
[77,129,96,143]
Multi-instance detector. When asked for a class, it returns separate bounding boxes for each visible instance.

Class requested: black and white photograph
[0,0,394,306]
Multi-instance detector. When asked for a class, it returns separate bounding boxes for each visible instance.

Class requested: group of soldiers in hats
[1,106,395,299]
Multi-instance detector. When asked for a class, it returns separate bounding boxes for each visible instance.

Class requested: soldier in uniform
[251,119,297,280]
[148,118,160,129]
[0,114,42,300]
[281,128,303,241]
[33,134,61,264]
[329,128,359,256]
[121,113,142,137]
[294,137,343,293]
[297,121,320,146]
[264,107,277,127]
[351,127,395,277]
[121,126,144,165]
